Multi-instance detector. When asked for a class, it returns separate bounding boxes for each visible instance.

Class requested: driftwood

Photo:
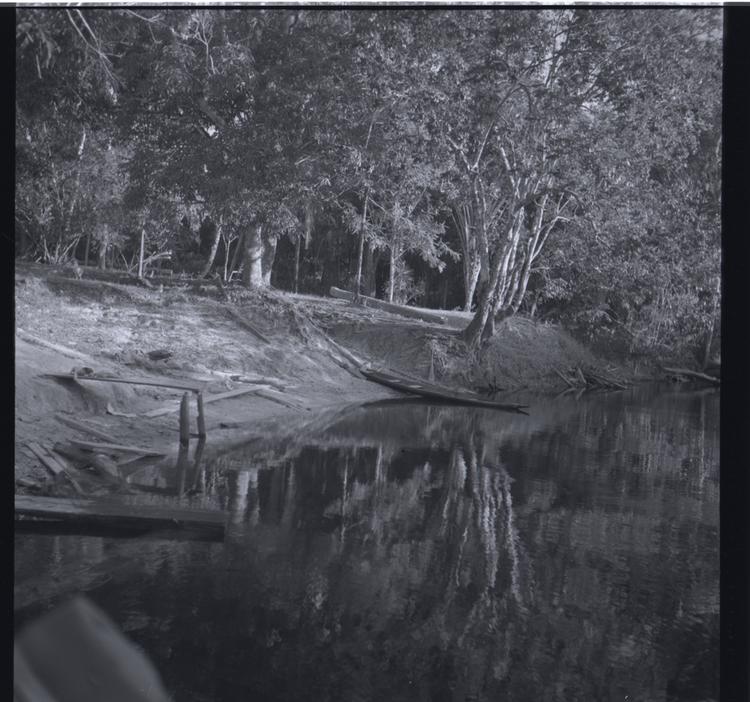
[15,495,226,535]
[225,305,271,344]
[663,366,720,385]
[55,414,119,443]
[555,366,629,391]
[330,286,447,325]
[26,442,85,494]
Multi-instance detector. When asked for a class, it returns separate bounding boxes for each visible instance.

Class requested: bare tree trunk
[294,233,301,294]
[355,189,370,297]
[261,229,278,287]
[701,275,721,369]
[464,263,481,312]
[388,245,396,303]
[98,239,107,271]
[84,233,90,267]
[199,216,222,279]
[137,229,145,278]
[242,224,264,289]
[228,230,245,280]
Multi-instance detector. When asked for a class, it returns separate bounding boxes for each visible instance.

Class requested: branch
[445,133,473,174]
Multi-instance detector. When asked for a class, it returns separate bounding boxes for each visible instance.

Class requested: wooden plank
[68,439,165,457]
[144,385,270,418]
[15,495,226,534]
[48,451,87,495]
[45,372,204,392]
[27,442,64,476]
[329,287,447,325]
[55,414,119,443]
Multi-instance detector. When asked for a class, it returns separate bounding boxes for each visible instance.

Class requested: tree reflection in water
[14,387,719,702]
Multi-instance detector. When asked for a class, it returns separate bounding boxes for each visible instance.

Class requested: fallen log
[15,495,226,535]
[554,368,575,388]
[329,287,447,325]
[663,366,720,385]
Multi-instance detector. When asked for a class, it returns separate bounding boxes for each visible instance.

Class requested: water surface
[15,386,719,702]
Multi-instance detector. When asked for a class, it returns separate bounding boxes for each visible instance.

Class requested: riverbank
[14,262,639,488]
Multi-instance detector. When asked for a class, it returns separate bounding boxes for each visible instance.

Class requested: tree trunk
[701,275,721,369]
[355,189,370,298]
[363,243,378,297]
[84,234,91,267]
[261,229,278,287]
[228,230,245,280]
[137,229,145,278]
[294,233,301,293]
[98,239,107,271]
[388,246,396,303]
[242,224,264,289]
[199,217,222,279]
[464,261,481,312]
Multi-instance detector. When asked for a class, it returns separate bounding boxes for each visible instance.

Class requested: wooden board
[361,367,528,413]
[44,372,204,392]
[15,495,226,534]
[329,287,447,325]
[144,385,271,418]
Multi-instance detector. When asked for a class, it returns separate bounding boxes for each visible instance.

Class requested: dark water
[15,386,719,702]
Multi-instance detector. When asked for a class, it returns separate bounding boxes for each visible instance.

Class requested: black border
[721,7,750,702]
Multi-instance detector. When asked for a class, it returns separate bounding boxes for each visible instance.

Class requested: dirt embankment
[14,263,625,488]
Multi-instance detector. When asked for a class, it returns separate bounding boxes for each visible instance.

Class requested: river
[15,385,719,702]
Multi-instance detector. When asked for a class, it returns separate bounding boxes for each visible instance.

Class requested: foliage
[15,8,721,360]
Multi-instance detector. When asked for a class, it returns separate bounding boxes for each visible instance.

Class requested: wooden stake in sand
[179,392,191,449]
[196,392,206,439]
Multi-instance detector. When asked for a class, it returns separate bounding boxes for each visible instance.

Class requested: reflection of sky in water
[15,386,719,702]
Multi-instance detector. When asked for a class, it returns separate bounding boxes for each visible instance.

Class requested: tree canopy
[15,8,721,358]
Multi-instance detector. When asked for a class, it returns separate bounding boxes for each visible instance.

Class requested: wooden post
[179,392,190,449]
[176,443,190,496]
[196,392,206,439]
[137,229,145,278]
[191,438,206,491]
